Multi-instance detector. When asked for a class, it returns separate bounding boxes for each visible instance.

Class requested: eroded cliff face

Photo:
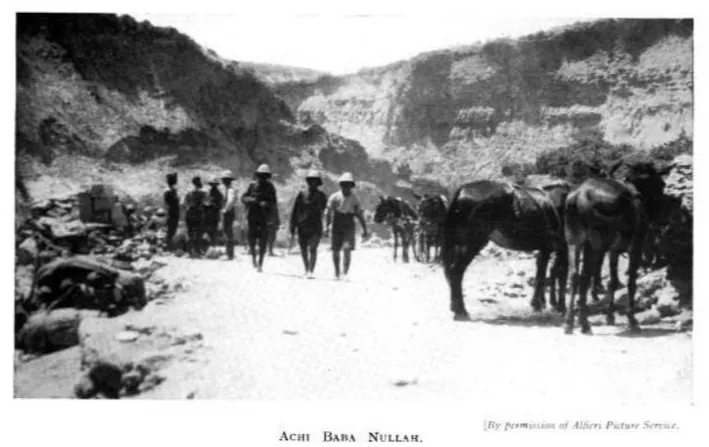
[16,13,427,215]
[271,19,693,187]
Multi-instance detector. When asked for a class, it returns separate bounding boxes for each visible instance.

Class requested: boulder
[615,267,684,313]
[17,309,97,354]
[116,271,147,310]
[655,287,681,317]
[635,307,662,325]
[17,237,39,265]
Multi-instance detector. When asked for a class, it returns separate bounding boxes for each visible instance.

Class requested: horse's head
[624,161,672,219]
[417,194,447,222]
[374,196,397,224]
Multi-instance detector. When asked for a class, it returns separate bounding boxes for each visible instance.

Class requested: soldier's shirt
[223,186,238,212]
[163,187,180,214]
[326,190,362,215]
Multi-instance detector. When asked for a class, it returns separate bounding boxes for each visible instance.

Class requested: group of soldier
[162,164,369,279]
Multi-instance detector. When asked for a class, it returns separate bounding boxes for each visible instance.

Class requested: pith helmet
[256,164,272,176]
[221,170,235,180]
[155,208,166,217]
[306,169,323,185]
[338,172,355,185]
[208,177,221,185]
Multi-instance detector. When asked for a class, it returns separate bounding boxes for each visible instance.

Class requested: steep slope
[271,19,693,187]
[16,13,429,223]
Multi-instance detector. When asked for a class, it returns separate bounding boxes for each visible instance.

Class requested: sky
[128,14,585,74]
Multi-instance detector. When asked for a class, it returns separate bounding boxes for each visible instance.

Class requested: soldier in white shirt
[325,172,369,279]
[221,170,237,260]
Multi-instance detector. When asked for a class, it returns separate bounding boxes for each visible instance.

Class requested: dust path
[138,248,691,403]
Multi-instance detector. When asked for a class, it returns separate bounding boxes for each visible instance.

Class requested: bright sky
[129,14,584,74]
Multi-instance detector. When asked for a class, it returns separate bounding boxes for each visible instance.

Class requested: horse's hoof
[563,325,573,335]
[606,314,616,326]
[628,324,642,334]
[581,325,593,335]
[453,312,470,322]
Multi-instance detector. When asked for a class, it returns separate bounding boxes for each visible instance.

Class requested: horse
[441,180,570,320]
[373,196,419,263]
[564,160,671,334]
[413,193,448,262]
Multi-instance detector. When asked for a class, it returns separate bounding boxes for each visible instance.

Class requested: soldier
[241,164,278,272]
[163,172,180,250]
[122,203,139,237]
[205,177,224,247]
[221,171,238,260]
[289,169,328,278]
[183,176,208,258]
[325,172,369,280]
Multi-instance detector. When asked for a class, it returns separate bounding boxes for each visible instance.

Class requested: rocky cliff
[271,19,693,187]
[15,13,424,217]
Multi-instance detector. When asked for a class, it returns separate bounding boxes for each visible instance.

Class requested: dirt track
[15,247,692,402]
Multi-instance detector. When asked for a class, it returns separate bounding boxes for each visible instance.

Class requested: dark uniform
[183,183,208,257]
[205,183,224,246]
[290,187,327,276]
[241,174,278,270]
[163,173,180,250]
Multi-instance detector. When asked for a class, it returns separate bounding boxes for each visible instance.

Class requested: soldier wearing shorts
[325,172,369,280]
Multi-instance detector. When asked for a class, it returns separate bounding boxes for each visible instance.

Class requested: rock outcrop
[266,19,693,187]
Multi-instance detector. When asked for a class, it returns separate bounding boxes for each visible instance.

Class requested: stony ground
[14,246,692,403]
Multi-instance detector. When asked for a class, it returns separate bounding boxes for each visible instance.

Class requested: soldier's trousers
[223,209,235,259]
[166,215,179,250]
[186,217,205,256]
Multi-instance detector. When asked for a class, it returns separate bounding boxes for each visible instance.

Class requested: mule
[373,196,419,263]
[413,193,448,262]
[564,161,671,334]
[441,180,569,320]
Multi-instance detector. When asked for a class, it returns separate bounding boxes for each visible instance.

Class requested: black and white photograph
[7,2,701,444]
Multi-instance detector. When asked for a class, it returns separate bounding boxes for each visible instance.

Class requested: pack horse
[441,180,570,320]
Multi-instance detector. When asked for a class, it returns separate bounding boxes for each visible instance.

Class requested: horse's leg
[555,245,569,314]
[564,244,581,334]
[578,242,595,334]
[591,252,604,301]
[549,252,559,309]
[626,234,643,332]
[417,230,424,263]
[393,227,399,262]
[443,228,488,321]
[436,231,443,262]
[444,247,477,321]
[402,229,410,263]
[531,249,550,311]
[606,248,620,325]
